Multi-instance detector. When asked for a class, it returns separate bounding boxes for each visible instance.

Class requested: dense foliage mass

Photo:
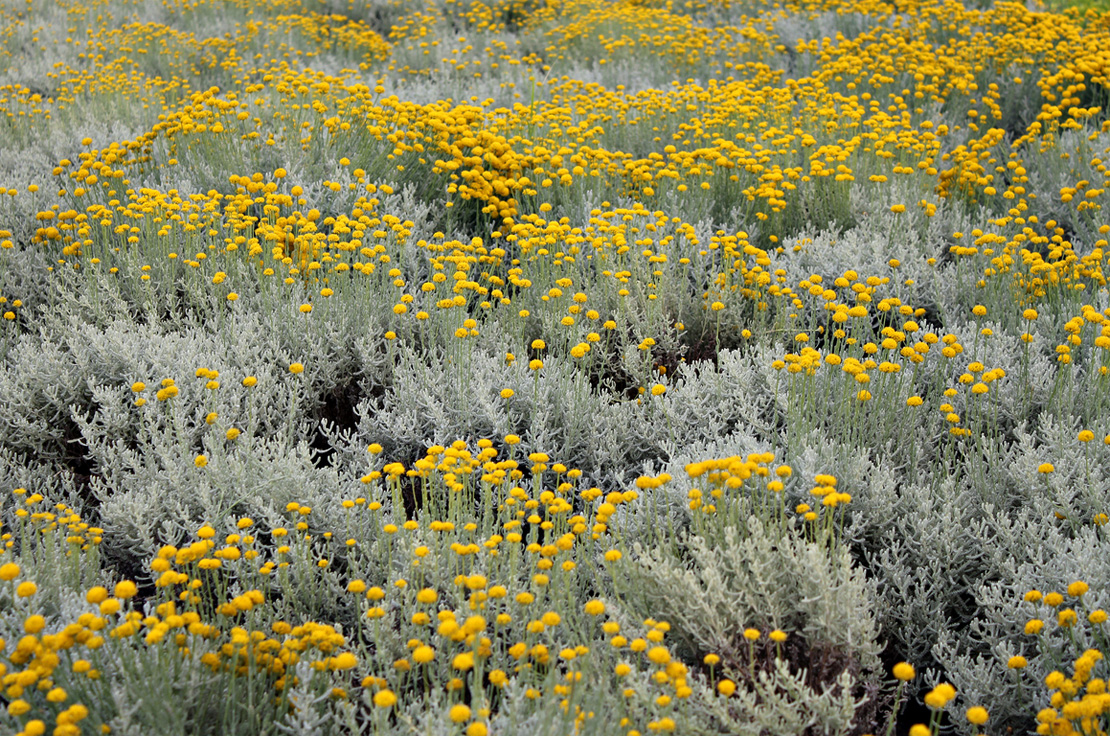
[1,0,1110,733]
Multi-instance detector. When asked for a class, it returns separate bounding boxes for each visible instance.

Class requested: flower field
[0,0,1110,732]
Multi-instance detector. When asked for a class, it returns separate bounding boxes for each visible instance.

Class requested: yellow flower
[966,706,988,725]
[892,662,915,681]
[330,652,357,670]
[114,580,138,599]
[194,455,208,468]
[924,682,955,709]
[16,581,37,597]
[289,363,304,374]
[449,704,471,723]
[717,679,736,696]
[0,562,20,580]
[373,689,397,708]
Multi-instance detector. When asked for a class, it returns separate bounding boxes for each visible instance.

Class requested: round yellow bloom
[16,581,37,598]
[717,679,736,696]
[1008,655,1028,669]
[449,704,471,723]
[966,706,988,725]
[114,580,138,599]
[194,455,208,468]
[892,662,915,681]
[289,363,304,374]
[584,600,605,616]
[24,614,45,633]
[1067,581,1089,597]
[466,723,488,736]
[373,689,397,708]
[330,652,357,670]
[0,562,20,580]
[924,683,956,709]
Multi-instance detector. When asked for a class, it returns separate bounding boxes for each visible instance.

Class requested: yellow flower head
[892,662,915,681]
